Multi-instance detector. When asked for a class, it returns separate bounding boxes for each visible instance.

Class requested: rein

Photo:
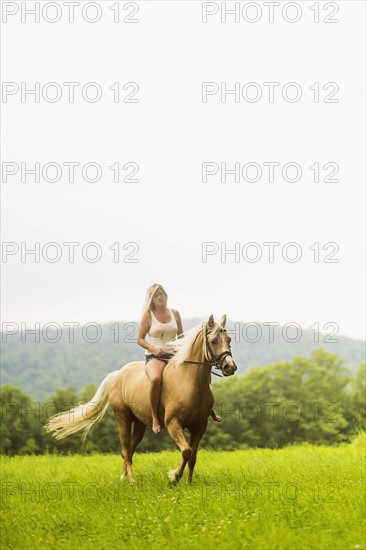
[183,327,233,377]
[182,359,224,377]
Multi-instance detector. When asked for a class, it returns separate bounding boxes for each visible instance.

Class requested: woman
[137,283,222,433]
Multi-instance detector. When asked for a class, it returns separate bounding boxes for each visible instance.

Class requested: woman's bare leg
[145,359,165,433]
[210,408,222,422]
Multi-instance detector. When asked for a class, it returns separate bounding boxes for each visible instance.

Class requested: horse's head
[205,314,237,377]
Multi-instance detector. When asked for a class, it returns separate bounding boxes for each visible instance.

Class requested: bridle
[183,326,233,377]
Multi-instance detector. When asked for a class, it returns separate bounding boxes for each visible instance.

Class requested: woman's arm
[172,309,184,338]
[137,310,162,355]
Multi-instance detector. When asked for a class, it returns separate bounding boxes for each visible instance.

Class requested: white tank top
[145,309,178,355]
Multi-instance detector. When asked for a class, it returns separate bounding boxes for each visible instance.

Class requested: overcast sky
[1,1,365,341]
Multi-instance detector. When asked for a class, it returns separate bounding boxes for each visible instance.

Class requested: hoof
[167,469,179,485]
[120,472,136,485]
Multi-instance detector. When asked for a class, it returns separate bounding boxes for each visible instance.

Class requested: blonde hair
[142,284,168,314]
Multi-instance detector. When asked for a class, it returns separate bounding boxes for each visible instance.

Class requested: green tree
[350,362,366,430]
[0,385,40,455]
[205,349,353,449]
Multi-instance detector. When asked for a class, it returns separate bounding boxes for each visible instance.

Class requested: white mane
[162,322,207,367]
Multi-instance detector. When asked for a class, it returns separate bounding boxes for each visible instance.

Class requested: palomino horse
[45,314,237,484]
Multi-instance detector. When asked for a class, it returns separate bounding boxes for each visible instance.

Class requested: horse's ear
[220,314,227,328]
[207,315,215,329]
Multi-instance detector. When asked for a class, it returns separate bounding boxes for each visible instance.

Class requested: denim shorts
[145,353,175,365]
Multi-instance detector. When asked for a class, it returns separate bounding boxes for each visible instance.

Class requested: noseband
[183,327,233,377]
[207,343,233,370]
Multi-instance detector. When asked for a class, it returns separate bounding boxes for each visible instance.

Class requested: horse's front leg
[166,418,192,485]
[187,420,208,484]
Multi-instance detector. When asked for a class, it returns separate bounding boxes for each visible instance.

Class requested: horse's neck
[176,331,212,386]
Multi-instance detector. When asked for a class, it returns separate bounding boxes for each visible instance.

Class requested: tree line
[1,349,365,455]
[2,319,365,400]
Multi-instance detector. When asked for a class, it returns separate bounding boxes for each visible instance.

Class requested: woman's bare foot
[210,410,222,422]
[152,419,161,433]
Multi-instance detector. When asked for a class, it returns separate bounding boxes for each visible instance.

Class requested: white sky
[1,1,365,340]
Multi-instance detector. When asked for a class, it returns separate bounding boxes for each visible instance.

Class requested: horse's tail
[45,370,119,440]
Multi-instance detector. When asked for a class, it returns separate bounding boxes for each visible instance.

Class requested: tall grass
[1,443,365,550]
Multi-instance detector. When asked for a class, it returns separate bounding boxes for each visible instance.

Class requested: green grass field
[1,441,365,550]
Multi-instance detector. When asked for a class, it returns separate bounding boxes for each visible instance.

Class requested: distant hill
[1,318,365,399]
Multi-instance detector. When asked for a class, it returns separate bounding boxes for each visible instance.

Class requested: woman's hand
[151,347,163,356]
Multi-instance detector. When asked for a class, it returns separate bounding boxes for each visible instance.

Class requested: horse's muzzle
[222,357,237,376]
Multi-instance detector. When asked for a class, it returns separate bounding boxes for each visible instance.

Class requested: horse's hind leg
[119,420,145,481]
[114,407,136,483]
[186,421,208,484]
[131,419,146,456]
[166,418,192,485]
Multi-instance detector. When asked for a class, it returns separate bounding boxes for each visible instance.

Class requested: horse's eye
[211,338,218,345]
